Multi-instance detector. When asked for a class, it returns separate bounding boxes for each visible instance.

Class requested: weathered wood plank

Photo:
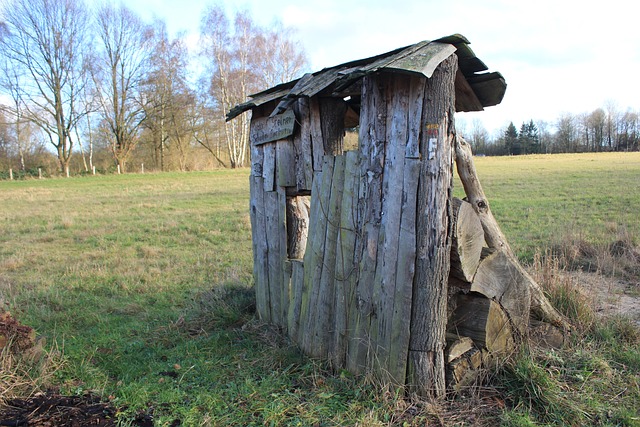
[287,259,305,341]
[406,76,426,159]
[319,97,347,156]
[332,151,360,369]
[264,187,285,327]
[347,75,388,375]
[301,159,334,355]
[293,98,313,191]
[250,107,268,177]
[297,169,324,346]
[312,154,346,359]
[251,143,265,177]
[370,74,410,383]
[276,138,297,188]
[249,175,271,322]
[250,109,296,146]
[277,186,290,328]
[408,54,457,399]
[388,157,420,384]
[454,69,484,113]
[262,142,276,192]
[309,96,325,172]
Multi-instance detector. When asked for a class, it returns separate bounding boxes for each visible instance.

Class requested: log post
[454,135,569,329]
[408,54,457,399]
[286,196,310,260]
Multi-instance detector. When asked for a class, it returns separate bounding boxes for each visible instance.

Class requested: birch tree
[199,6,307,168]
[142,20,195,171]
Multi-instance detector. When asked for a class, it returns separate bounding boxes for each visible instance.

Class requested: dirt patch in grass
[0,392,170,427]
[537,232,640,327]
[569,270,640,326]
[0,393,118,426]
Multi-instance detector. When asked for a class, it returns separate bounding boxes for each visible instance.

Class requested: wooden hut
[227,34,565,397]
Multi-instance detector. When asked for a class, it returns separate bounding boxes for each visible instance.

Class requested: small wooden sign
[250,109,296,146]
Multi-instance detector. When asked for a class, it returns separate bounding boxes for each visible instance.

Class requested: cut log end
[448,293,515,357]
[450,197,485,282]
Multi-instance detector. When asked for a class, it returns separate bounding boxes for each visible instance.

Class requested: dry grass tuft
[0,281,64,407]
[181,280,256,336]
[552,226,640,280]
[0,336,64,407]
[532,250,596,329]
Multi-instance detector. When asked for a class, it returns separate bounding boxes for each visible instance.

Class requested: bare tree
[91,4,152,173]
[200,7,250,169]
[256,22,307,88]
[555,113,578,153]
[190,96,227,168]
[142,20,196,171]
[0,0,91,176]
[604,100,619,151]
[470,118,489,153]
[618,109,639,151]
[0,61,28,171]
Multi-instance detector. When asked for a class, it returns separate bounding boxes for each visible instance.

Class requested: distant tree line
[0,0,307,177]
[460,103,640,156]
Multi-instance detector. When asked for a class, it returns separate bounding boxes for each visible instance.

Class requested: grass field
[455,152,640,261]
[1,152,639,426]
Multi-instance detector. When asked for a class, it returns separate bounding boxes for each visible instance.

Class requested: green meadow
[1,152,639,426]
[456,152,640,261]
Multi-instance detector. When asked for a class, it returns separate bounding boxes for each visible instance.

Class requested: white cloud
[112,0,640,134]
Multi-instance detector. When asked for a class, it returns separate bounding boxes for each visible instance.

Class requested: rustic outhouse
[228,34,564,396]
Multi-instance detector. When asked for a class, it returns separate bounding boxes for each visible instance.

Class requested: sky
[121,0,640,136]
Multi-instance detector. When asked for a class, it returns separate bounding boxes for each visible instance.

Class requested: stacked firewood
[445,137,567,390]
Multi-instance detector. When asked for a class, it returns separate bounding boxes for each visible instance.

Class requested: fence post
[92,166,96,175]
[141,163,144,174]
[9,168,13,180]
[117,165,121,174]
[38,168,42,179]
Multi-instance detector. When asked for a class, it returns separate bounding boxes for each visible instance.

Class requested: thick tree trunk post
[454,135,569,329]
[286,196,310,259]
[408,55,457,399]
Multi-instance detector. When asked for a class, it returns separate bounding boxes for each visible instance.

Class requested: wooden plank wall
[351,74,423,383]
[289,73,425,385]
[250,96,322,329]
[250,70,446,387]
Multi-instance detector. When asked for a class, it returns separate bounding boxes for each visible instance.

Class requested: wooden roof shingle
[227,34,506,121]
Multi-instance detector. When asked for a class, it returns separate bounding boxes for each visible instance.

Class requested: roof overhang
[227,34,506,121]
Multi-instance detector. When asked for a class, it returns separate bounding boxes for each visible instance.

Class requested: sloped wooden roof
[227,34,506,121]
